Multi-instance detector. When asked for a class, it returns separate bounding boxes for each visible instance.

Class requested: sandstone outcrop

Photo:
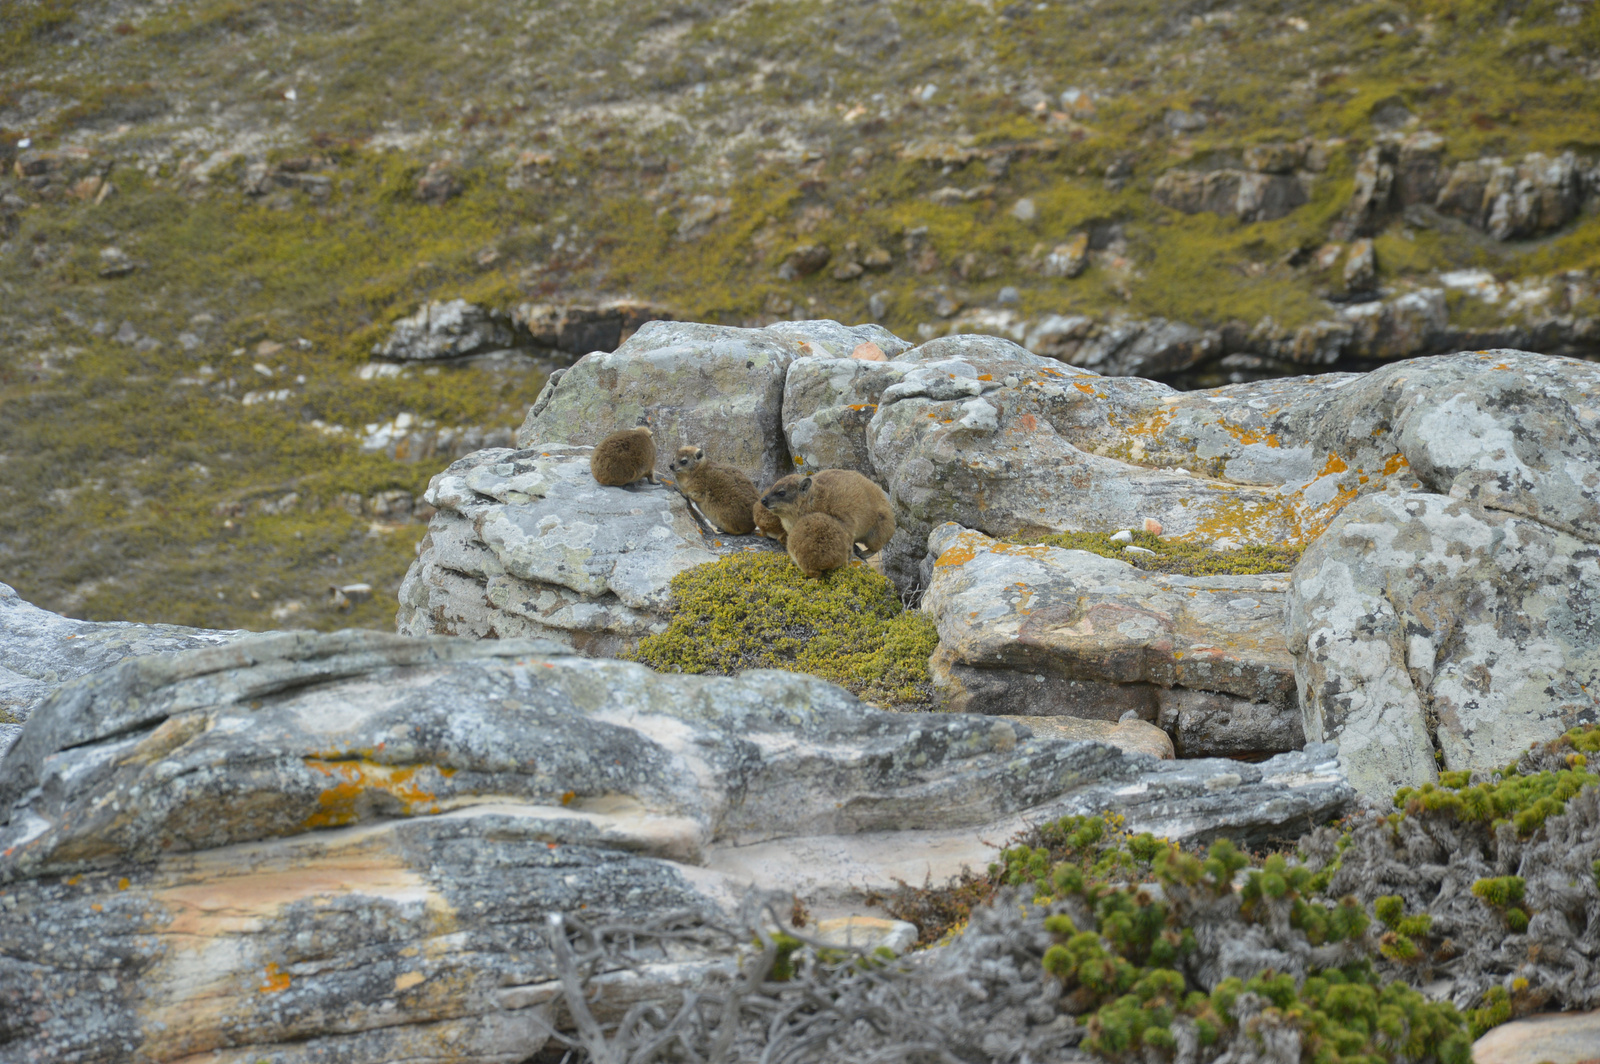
[922,525,1302,760]
[0,627,1354,1062]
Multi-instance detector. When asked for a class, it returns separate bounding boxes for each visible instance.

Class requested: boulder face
[517,319,903,487]
[921,525,1303,759]
[396,444,775,655]
[1290,491,1600,796]
[0,628,1353,1063]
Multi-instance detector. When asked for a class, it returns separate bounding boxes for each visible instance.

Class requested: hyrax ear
[800,477,812,491]
[695,448,704,460]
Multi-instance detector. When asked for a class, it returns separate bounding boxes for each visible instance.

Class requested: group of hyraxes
[589,421,893,578]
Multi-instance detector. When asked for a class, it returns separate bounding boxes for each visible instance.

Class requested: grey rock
[517,319,878,487]
[0,579,244,732]
[922,524,1301,758]
[1436,151,1586,240]
[781,351,912,476]
[512,299,673,358]
[1153,169,1308,223]
[373,298,515,361]
[1290,490,1600,795]
[396,444,727,654]
[0,627,1353,1061]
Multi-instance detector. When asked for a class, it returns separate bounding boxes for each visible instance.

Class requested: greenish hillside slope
[1,0,1597,628]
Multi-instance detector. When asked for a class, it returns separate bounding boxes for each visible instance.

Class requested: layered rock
[396,444,774,654]
[1153,168,1310,223]
[921,525,1302,759]
[0,628,1354,1062]
[0,580,243,757]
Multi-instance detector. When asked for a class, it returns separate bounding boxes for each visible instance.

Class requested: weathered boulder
[1436,151,1587,240]
[396,444,771,655]
[1290,491,1600,796]
[0,627,1354,1062]
[0,580,243,757]
[1471,1009,1600,1064]
[373,299,516,361]
[1001,714,1176,760]
[921,525,1302,759]
[781,345,913,477]
[517,320,900,487]
[865,334,1379,591]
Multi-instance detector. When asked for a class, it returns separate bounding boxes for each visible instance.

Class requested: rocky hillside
[2,0,1598,630]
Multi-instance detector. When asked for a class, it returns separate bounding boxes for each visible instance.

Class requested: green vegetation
[2,0,1598,626]
[625,552,940,706]
[1014,529,1303,576]
[1391,725,1600,834]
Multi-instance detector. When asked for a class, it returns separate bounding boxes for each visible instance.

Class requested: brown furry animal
[670,446,758,534]
[590,424,656,487]
[758,469,895,556]
[752,498,787,543]
[786,512,852,578]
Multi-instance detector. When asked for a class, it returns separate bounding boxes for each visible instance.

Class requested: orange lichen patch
[935,543,979,567]
[1216,419,1281,448]
[1124,408,1176,440]
[560,790,577,806]
[301,759,446,829]
[260,963,291,994]
[1073,381,1098,395]
[1320,453,1349,476]
[977,374,993,381]
[118,877,130,891]
[1015,413,1038,432]
[1383,453,1410,476]
[394,970,426,992]
[988,541,1054,560]
[846,403,878,411]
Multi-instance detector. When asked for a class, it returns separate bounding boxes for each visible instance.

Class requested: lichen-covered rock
[1001,714,1175,760]
[517,319,899,487]
[781,354,912,476]
[1152,168,1309,223]
[397,444,758,655]
[372,298,516,360]
[512,299,673,357]
[0,627,1353,1062]
[0,580,243,752]
[922,525,1302,758]
[1289,490,1600,795]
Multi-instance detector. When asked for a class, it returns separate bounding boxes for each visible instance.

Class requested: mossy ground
[1014,529,1303,576]
[1,0,1597,626]
[625,552,940,707]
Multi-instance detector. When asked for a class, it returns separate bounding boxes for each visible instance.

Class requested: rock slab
[0,628,1354,1062]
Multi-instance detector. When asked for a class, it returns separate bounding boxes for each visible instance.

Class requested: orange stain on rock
[935,544,978,567]
[1383,453,1410,476]
[1320,453,1349,476]
[1016,413,1038,432]
[302,759,444,829]
[260,963,291,994]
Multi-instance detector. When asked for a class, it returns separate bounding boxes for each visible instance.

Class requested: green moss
[625,552,939,706]
[1013,529,1302,576]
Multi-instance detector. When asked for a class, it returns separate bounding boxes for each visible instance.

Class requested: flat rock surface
[0,627,1354,1062]
[397,445,779,655]
[1472,1009,1600,1064]
[922,524,1301,758]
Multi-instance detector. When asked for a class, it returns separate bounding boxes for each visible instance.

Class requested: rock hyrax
[590,422,656,487]
[786,512,852,578]
[752,497,787,543]
[758,469,895,556]
[670,445,759,534]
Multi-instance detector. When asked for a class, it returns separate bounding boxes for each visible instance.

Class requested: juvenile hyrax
[787,512,852,578]
[758,469,895,556]
[752,497,787,543]
[590,423,656,487]
[670,445,758,534]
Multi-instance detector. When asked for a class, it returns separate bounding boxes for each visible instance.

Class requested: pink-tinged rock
[1143,517,1163,535]
[1001,715,1175,760]
[851,341,887,362]
[1471,1009,1600,1064]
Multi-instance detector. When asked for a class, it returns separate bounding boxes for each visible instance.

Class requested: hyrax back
[590,426,656,487]
[670,445,758,535]
[758,469,894,556]
[787,512,852,578]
